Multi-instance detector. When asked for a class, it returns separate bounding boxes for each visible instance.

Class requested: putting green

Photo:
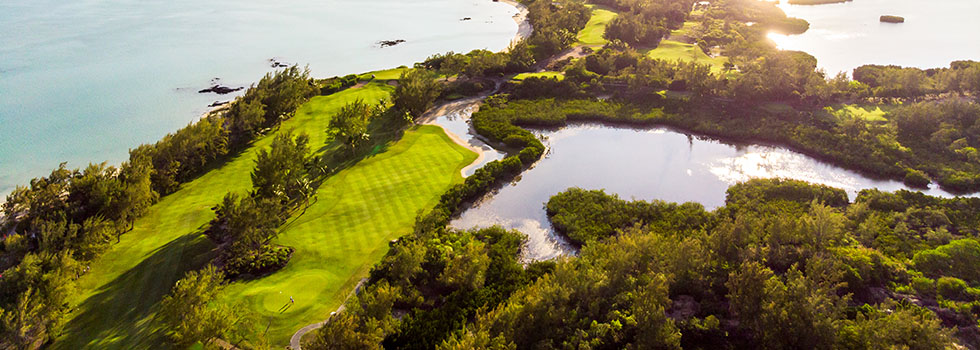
[217,124,476,345]
[835,104,889,122]
[513,71,565,81]
[51,83,394,350]
[576,5,618,46]
[358,67,410,81]
[644,40,729,73]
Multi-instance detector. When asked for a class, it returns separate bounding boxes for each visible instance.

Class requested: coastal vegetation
[0,66,319,349]
[307,178,980,349]
[3,0,980,348]
[35,81,390,350]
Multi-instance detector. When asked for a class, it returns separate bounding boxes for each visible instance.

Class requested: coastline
[419,96,492,178]
[499,0,532,45]
[417,0,532,178]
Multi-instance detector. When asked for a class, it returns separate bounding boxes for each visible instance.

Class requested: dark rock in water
[208,100,229,107]
[880,15,905,23]
[268,58,289,68]
[460,17,472,21]
[199,85,243,94]
[378,39,406,48]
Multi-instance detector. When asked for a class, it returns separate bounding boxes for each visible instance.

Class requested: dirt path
[533,45,595,72]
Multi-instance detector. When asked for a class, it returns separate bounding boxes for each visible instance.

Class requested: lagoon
[450,124,967,260]
[0,0,521,200]
[768,0,980,75]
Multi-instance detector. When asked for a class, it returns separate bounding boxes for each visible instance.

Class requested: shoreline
[419,96,493,178]
[498,0,532,45]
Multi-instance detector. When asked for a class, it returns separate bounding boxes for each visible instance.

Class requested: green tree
[159,266,251,347]
[209,193,283,256]
[392,69,442,119]
[251,132,312,201]
[837,302,953,349]
[227,98,266,138]
[305,282,399,350]
[328,100,374,153]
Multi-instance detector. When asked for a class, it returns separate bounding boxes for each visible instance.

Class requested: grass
[513,71,565,81]
[643,40,730,73]
[217,124,475,345]
[576,5,618,46]
[827,104,890,122]
[51,83,402,350]
[358,67,410,81]
[670,21,700,40]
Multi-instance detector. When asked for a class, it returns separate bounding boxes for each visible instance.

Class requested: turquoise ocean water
[0,0,519,200]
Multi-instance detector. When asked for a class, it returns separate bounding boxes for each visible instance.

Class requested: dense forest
[2,0,979,348]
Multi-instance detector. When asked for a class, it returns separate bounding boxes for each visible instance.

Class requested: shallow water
[0,0,521,200]
[428,101,507,176]
[768,0,980,75]
[450,124,968,260]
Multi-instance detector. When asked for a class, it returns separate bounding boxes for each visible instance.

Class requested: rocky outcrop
[378,39,406,48]
[198,85,243,94]
[269,58,289,68]
[880,15,905,23]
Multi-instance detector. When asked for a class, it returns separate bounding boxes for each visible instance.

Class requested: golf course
[576,5,618,46]
[644,40,729,72]
[51,82,476,349]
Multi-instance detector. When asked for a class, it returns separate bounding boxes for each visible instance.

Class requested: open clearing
[51,82,470,349]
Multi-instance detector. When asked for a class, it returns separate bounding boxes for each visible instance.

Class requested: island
[880,15,906,23]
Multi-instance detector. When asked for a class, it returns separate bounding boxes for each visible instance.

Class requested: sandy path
[533,45,594,72]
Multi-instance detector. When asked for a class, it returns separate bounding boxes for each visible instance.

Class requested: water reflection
[450,124,969,261]
[767,0,980,75]
[425,99,507,176]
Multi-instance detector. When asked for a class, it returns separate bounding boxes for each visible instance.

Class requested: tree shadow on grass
[53,233,216,350]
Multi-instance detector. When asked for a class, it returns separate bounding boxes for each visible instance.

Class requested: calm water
[450,124,967,260]
[0,0,521,200]
[427,100,507,176]
[768,0,980,75]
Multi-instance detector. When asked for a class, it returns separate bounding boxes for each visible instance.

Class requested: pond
[767,0,980,75]
[448,124,967,260]
[0,0,522,201]
[425,98,508,176]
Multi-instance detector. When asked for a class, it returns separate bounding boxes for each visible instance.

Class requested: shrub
[937,277,969,300]
[913,239,980,284]
[904,168,931,189]
[223,245,294,280]
[911,277,936,297]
